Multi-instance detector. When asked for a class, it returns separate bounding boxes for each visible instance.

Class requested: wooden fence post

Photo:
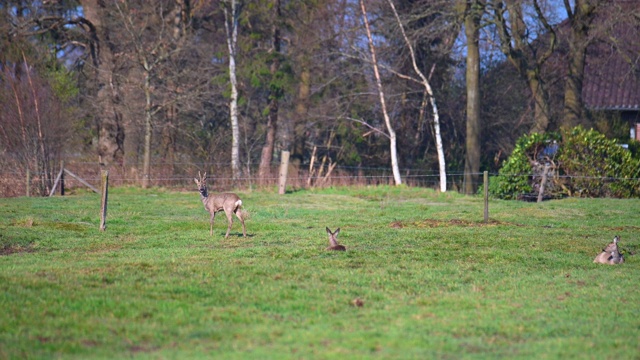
[100,170,109,231]
[26,168,30,197]
[278,150,290,195]
[483,171,489,223]
[537,163,550,203]
[49,166,64,197]
[60,160,65,196]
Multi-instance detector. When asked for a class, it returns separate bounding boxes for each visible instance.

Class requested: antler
[197,171,207,184]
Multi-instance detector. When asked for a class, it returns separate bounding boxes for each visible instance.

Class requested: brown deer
[593,235,624,265]
[326,227,346,251]
[194,172,246,238]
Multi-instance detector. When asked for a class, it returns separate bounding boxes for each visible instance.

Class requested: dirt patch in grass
[129,344,159,354]
[0,231,37,256]
[391,218,523,229]
[86,243,123,254]
[605,225,640,231]
[0,244,35,256]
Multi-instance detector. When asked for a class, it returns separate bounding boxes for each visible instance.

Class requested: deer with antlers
[194,172,247,238]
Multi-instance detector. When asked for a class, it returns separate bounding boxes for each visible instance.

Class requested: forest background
[1,0,639,198]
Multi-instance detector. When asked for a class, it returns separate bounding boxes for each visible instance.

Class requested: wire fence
[1,160,639,199]
[0,161,464,197]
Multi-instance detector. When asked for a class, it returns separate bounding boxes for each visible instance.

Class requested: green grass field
[1,186,638,359]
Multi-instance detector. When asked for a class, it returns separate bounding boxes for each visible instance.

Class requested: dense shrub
[558,127,640,197]
[491,132,558,199]
[625,139,640,158]
[493,127,640,199]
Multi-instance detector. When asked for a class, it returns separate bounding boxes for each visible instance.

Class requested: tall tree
[113,0,191,188]
[81,0,125,167]
[387,0,447,192]
[561,0,597,129]
[287,1,338,170]
[463,0,483,194]
[360,0,402,185]
[1,3,61,194]
[223,0,242,181]
[0,57,71,196]
[257,0,283,184]
[492,0,557,134]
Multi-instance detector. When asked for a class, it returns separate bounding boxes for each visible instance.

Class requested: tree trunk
[527,72,551,134]
[161,105,177,176]
[258,0,281,185]
[142,66,152,188]
[258,109,277,184]
[360,0,402,186]
[464,0,481,195]
[495,0,556,134]
[387,0,446,191]
[224,0,241,181]
[431,96,447,193]
[81,0,125,167]
[562,0,596,129]
[292,61,310,168]
[23,56,53,195]
[563,54,585,129]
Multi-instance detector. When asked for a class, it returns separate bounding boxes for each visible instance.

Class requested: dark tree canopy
[0,0,638,197]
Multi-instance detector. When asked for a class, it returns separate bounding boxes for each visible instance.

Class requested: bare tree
[387,0,447,192]
[81,0,126,167]
[0,2,81,195]
[112,0,191,188]
[561,0,597,129]
[223,0,242,181]
[0,59,71,196]
[492,0,557,134]
[360,0,402,186]
[257,0,282,185]
[287,0,344,171]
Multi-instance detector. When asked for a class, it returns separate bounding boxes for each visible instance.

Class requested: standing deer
[593,235,624,264]
[194,172,246,238]
[326,227,346,251]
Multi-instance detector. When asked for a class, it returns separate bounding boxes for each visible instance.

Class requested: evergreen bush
[493,127,640,199]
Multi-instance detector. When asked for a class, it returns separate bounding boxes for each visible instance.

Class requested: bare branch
[343,117,390,140]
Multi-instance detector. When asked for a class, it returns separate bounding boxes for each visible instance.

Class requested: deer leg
[235,209,246,237]
[210,212,216,236]
[224,210,234,238]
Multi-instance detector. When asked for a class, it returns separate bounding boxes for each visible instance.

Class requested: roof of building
[578,2,640,110]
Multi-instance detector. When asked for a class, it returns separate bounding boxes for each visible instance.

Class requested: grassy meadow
[0,185,638,359]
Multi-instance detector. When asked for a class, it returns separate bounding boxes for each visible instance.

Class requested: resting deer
[326,227,346,251]
[593,235,624,265]
[194,172,246,238]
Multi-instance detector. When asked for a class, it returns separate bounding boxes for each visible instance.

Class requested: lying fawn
[326,227,346,251]
[593,235,624,264]
[194,172,246,238]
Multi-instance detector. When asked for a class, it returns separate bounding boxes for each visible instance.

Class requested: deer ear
[194,178,199,184]
[335,228,340,235]
[326,227,331,234]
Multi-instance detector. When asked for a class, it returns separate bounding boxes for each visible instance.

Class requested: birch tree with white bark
[223,0,242,181]
[386,0,447,192]
[359,0,402,186]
